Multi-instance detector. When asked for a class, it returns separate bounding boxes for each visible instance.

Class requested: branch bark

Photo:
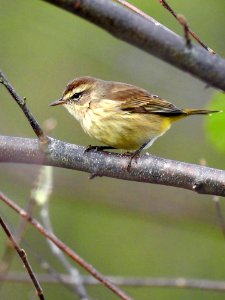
[43,0,225,90]
[1,135,225,197]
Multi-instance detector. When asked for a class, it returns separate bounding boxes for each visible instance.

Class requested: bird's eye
[71,92,82,101]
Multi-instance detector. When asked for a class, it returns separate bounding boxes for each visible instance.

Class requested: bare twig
[43,0,225,90]
[0,191,132,300]
[0,119,56,281]
[0,217,45,300]
[177,14,191,48]
[0,198,36,276]
[19,235,87,295]
[158,0,215,54]
[2,272,225,292]
[0,71,48,143]
[114,0,153,21]
[40,202,89,300]
[118,0,210,53]
[33,164,89,299]
[1,135,225,197]
[0,119,57,277]
[213,196,225,239]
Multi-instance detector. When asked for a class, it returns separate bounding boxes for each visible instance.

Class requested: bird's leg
[85,145,116,152]
[127,142,148,171]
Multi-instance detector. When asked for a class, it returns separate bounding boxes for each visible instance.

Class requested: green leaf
[205,92,225,153]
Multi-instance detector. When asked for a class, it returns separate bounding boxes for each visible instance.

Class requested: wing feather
[107,84,183,115]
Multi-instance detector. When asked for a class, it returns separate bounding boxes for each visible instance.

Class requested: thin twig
[158,0,215,54]
[31,123,89,298]
[0,70,48,143]
[114,0,153,21]
[0,191,132,300]
[213,196,225,239]
[0,215,84,294]
[0,217,45,300]
[2,272,225,292]
[34,164,89,300]
[3,221,85,295]
[177,14,191,48]
[40,203,89,299]
[0,198,36,275]
[117,0,202,51]
[44,0,225,90]
[0,120,56,277]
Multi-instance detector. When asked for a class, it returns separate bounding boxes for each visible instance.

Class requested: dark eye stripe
[71,92,82,101]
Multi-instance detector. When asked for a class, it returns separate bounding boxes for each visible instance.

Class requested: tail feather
[182,108,221,115]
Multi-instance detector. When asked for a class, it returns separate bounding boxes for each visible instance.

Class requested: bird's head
[49,76,99,108]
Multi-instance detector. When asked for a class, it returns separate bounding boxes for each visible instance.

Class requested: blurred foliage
[1,0,225,299]
[206,93,225,153]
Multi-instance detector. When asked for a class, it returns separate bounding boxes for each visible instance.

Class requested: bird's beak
[48,98,65,107]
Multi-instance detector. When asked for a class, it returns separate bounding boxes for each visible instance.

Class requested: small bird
[49,76,219,169]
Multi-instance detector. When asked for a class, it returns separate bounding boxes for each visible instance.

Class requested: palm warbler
[49,76,219,169]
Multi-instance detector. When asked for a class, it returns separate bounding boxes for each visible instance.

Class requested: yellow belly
[81,109,171,150]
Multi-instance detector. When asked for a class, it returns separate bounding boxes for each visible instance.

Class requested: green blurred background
[1,0,225,299]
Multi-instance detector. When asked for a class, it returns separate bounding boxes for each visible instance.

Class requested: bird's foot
[85,145,115,153]
[126,150,141,171]
[121,151,131,156]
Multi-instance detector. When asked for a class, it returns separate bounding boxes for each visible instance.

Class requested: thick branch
[1,135,225,197]
[43,0,225,90]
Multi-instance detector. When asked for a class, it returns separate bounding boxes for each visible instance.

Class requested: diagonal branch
[0,192,132,300]
[43,0,225,91]
[0,217,45,300]
[0,71,48,143]
[0,135,225,197]
[157,0,215,53]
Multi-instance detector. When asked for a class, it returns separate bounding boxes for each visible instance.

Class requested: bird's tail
[182,108,221,115]
[168,108,222,123]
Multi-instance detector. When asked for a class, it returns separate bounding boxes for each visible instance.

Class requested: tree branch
[157,0,214,53]
[0,217,45,300]
[1,135,225,197]
[43,0,225,90]
[2,272,225,292]
[0,71,47,143]
[0,191,132,300]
